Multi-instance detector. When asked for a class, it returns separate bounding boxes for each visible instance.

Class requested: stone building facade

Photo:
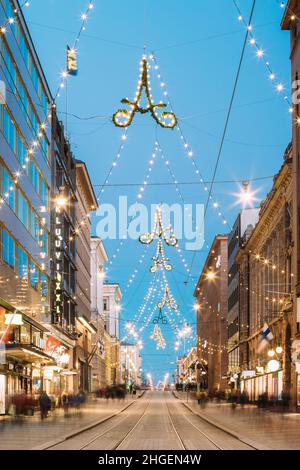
[237,147,293,403]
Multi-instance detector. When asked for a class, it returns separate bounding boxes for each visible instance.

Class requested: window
[41,89,48,116]
[31,64,39,93]
[17,191,29,228]
[2,229,15,269]
[17,135,28,169]
[19,30,30,69]
[103,298,109,312]
[29,209,38,240]
[18,79,29,119]
[39,177,49,207]
[40,134,49,161]
[40,272,49,301]
[30,160,39,193]
[29,260,39,290]
[39,226,49,255]
[17,246,28,278]
[3,167,15,210]
[20,322,31,344]
[3,47,16,91]
[29,106,38,133]
[3,108,16,152]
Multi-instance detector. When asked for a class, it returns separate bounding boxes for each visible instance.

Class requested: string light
[149,54,231,233]
[108,140,159,269]
[113,55,177,129]
[0,1,30,36]
[54,1,96,101]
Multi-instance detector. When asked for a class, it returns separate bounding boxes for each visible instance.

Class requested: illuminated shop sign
[54,206,63,324]
[45,336,70,368]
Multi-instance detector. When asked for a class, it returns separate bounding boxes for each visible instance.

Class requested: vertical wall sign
[54,207,63,324]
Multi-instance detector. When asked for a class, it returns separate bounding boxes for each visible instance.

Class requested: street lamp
[55,196,67,208]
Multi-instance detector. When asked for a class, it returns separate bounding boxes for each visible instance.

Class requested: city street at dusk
[0,0,300,462]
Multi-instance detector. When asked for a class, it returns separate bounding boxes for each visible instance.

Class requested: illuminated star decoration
[150,240,172,273]
[112,56,177,129]
[157,286,179,311]
[139,206,177,247]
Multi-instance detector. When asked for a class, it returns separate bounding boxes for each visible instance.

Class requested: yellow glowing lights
[157,286,178,311]
[113,56,177,129]
[139,206,177,247]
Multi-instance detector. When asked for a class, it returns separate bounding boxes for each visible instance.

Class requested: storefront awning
[3,344,56,364]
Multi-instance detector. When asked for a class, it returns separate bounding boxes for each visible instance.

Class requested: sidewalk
[0,396,138,450]
[175,391,300,450]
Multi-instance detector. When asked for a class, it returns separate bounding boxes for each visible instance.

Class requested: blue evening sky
[25,0,291,383]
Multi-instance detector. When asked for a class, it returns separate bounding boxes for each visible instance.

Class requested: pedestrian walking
[39,392,51,420]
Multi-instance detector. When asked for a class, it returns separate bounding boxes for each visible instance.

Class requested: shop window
[20,323,31,344]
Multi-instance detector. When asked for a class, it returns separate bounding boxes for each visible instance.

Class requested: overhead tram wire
[185,0,257,287]
[92,175,274,188]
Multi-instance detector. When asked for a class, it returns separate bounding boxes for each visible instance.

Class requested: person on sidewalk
[39,392,51,420]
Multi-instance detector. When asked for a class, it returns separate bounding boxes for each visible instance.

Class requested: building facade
[237,148,293,403]
[175,347,198,388]
[282,0,300,409]
[103,282,122,385]
[227,208,259,387]
[120,342,142,388]
[194,235,228,393]
[90,236,108,391]
[74,160,97,393]
[0,0,53,412]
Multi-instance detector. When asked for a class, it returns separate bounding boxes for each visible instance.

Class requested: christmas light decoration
[139,206,177,246]
[157,286,178,311]
[150,324,166,350]
[153,308,168,325]
[113,56,177,129]
[150,240,172,273]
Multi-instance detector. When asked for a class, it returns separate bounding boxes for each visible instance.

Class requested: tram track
[168,396,258,450]
[42,392,259,450]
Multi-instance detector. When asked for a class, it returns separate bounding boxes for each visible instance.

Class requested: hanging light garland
[113,55,177,129]
[0,1,31,35]
[149,54,231,230]
[54,2,96,101]
[108,141,160,270]
[233,0,300,125]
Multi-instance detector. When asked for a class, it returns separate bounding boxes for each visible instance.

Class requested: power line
[92,175,273,188]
